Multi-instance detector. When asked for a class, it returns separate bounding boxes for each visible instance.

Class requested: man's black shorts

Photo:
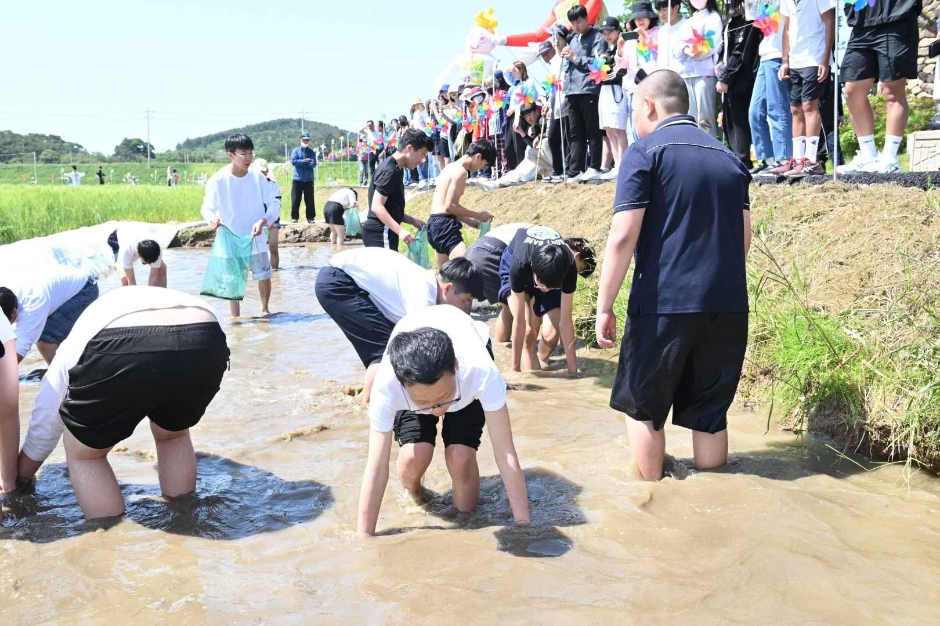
[789,67,825,105]
[314,266,395,367]
[59,323,229,450]
[361,217,399,251]
[427,214,464,256]
[842,15,919,83]
[323,201,346,226]
[466,236,505,304]
[609,313,748,434]
[393,400,487,449]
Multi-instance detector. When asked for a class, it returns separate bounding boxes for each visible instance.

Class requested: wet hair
[637,70,690,116]
[565,237,596,278]
[137,240,161,265]
[467,139,497,167]
[439,257,484,300]
[400,128,434,153]
[0,287,17,321]
[388,327,457,386]
[224,133,254,153]
[512,61,529,81]
[531,245,574,290]
[567,4,588,22]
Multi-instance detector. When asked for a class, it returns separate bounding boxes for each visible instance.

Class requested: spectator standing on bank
[545,26,572,182]
[680,0,725,137]
[561,4,606,182]
[748,0,793,174]
[290,131,318,223]
[96,166,105,185]
[716,0,759,168]
[597,17,630,181]
[596,70,751,481]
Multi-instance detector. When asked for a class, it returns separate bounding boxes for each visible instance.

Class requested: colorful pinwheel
[492,90,508,110]
[513,85,536,107]
[542,74,560,95]
[637,32,658,63]
[753,3,781,36]
[844,0,875,9]
[588,56,610,85]
[685,28,716,58]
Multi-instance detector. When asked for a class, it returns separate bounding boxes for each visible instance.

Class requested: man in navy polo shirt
[595,70,752,481]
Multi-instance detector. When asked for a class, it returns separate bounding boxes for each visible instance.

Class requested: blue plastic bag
[200,226,253,301]
[406,228,430,269]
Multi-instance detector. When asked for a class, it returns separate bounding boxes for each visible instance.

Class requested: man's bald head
[631,70,690,138]
[636,70,689,117]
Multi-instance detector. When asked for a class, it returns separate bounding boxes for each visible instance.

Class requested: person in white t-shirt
[0,267,99,364]
[200,133,280,317]
[65,165,83,186]
[315,248,484,402]
[357,305,530,536]
[115,230,167,288]
[0,311,18,493]
[15,287,230,519]
[322,187,359,248]
[765,0,835,179]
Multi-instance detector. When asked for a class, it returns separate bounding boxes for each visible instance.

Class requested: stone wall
[911,3,940,99]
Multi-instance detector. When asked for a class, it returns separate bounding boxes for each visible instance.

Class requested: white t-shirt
[329,248,438,322]
[0,315,15,356]
[65,172,82,186]
[780,0,835,69]
[265,177,282,222]
[5,266,90,358]
[117,227,164,271]
[200,167,280,238]
[368,305,507,433]
[680,10,724,78]
[757,2,785,61]
[328,188,359,208]
[486,223,532,245]
[411,110,428,130]
[656,19,688,74]
[22,287,220,463]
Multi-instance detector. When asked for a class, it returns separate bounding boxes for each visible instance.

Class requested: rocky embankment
[171,222,333,248]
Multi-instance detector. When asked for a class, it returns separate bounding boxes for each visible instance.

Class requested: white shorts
[250,252,273,281]
[599,84,628,130]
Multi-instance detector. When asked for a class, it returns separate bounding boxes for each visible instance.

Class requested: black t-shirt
[509,225,577,295]
[367,156,405,225]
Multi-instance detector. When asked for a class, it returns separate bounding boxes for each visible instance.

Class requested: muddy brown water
[3,244,940,624]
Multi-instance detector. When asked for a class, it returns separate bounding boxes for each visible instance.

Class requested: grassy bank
[406,183,940,472]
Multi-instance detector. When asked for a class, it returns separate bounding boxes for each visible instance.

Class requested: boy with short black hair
[116,231,166,288]
[427,140,497,268]
[362,128,432,251]
[766,0,835,178]
[200,133,280,318]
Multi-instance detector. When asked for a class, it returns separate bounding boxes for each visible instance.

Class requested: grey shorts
[39,279,99,345]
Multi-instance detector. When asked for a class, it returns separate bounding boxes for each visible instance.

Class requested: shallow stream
[3,244,940,623]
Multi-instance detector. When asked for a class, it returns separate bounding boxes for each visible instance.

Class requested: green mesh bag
[406,227,431,269]
[200,226,253,301]
[344,208,362,238]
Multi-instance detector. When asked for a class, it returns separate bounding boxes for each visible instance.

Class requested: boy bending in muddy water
[427,140,496,268]
[316,248,483,403]
[15,287,229,518]
[201,133,280,317]
[358,304,530,535]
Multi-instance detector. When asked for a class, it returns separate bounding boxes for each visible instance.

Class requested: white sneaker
[862,154,901,174]
[600,168,619,181]
[565,172,584,184]
[836,153,878,175]
[416,180,429,190]
[579,168,602,182]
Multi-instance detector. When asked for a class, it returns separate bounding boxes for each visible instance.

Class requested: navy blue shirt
[291,146,317,182]
[613,115,751,315]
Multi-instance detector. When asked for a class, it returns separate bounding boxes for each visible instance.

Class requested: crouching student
[427,140,497,268]
[315,248,483,402]
[500,225,595,373]
[16,287,230,519]
[358,304,531,536]
[323,187,360,248]
[110,230,167,288]
[464,222,533,339]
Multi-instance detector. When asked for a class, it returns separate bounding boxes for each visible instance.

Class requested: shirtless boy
[427,140,497,268]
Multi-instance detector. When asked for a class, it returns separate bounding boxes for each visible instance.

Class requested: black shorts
[394,400,486,449]
[427,214,464,255]
[323,201,345,226]
[609,313,748,434]
[361,217,399,251]
[788,67,825,105]
[59,323,229,450]
[465,236,506,303]
[314,266,395,367]
[496,244,563,316]
[842,15,919,84]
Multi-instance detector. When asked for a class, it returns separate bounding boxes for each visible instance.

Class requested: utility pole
[300,109,305,134]
[145,106,152,168]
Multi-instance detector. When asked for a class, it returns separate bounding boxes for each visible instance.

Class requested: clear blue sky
[1,0,605,155]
